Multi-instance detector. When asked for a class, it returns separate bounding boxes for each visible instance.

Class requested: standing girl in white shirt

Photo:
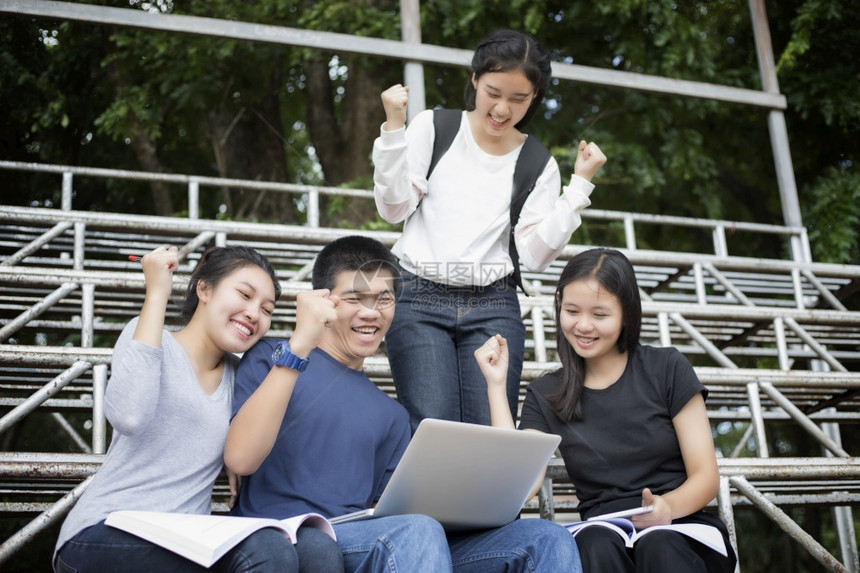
[372,28,607,429]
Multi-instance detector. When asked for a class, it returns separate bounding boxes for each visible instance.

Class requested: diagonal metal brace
[729,475,849,572]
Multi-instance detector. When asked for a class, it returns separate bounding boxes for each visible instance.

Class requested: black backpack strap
[428,109,551,295]
[509,136,551,295]
[428,109,462,179]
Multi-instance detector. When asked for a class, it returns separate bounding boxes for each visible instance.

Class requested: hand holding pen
[131,246,179,347]
[136,246,179,303]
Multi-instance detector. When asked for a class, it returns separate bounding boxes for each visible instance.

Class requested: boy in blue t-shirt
[224,235,580,572]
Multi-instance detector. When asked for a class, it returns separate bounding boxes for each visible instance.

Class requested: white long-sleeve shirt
[372,109,593,287]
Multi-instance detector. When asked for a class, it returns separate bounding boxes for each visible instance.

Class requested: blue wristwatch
[271,340,309,372]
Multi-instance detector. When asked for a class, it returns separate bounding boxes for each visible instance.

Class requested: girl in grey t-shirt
[54,246,342,572]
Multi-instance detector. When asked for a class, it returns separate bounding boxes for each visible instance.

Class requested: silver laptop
[329,418,561,531]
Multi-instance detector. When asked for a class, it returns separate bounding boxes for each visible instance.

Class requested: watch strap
[272,341,309,372]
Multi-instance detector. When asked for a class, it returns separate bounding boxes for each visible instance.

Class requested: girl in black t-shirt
[475,247,736,573]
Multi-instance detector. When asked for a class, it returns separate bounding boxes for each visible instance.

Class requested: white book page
[632,523,727,556]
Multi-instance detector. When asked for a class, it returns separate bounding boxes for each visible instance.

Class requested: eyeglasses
[339,292,397,310]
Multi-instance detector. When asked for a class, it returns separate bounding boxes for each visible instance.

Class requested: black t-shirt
[520,344,706,518]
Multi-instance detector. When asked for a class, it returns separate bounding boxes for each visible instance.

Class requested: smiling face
[471,69,536,140]
[318,267,396,370]
[198,264,276,355]
[558,278,625,365]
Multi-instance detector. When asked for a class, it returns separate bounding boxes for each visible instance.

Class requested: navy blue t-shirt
[231,339,411,519]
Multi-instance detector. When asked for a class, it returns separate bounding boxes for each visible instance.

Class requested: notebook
[329,418,561,531]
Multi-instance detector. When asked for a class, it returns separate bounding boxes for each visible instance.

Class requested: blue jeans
[386,270,525,430]
[449,518,582,572]
[55,520,343,572]
[334,514,581,573]
[333,514,451,572]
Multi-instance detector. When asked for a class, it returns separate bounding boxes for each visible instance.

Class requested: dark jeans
[386,269,525,430]
[55,520,343,573]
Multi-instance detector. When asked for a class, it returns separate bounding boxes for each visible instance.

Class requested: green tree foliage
[2,0,856,260]
[1,0,400,222]
[806,168,860,264]
[1,2,859,570]
[771,1,860,264]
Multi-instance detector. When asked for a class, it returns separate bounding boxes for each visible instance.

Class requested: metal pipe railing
[0,361,93,434]
[0,283,79,342]
[730,475,849,572]
[0,160,812,251]
[0,191,857,572]
[0,474,96,568]
[0,221,73,267]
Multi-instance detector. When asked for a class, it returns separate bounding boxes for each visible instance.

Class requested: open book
[105,510,337,568]
[564,517,727,557]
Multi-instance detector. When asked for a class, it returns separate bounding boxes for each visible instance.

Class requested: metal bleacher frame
[1,164,859,571]
[1,1,859,571]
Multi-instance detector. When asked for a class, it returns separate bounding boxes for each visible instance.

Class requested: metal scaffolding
[1,180,859,569]
[0,1,857,570]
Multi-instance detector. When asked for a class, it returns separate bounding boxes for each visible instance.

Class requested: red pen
[128,255,143,263]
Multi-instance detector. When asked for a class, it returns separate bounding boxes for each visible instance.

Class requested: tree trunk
[208,69,298,224]
[104,41,174,217]
[303,52,399,228]
[127,126,174,217]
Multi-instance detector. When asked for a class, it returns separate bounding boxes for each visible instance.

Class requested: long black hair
[180,246,280,322]
[547,248,642,421]
[464,29,552,129]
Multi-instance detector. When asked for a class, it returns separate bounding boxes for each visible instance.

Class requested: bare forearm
[133,294,169,348]
[662,470,719,520]
[224,366,299,475]
[133,247,177,347]
[487,385,515,429]
[488,385,546,499]
[665,393,720,520]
